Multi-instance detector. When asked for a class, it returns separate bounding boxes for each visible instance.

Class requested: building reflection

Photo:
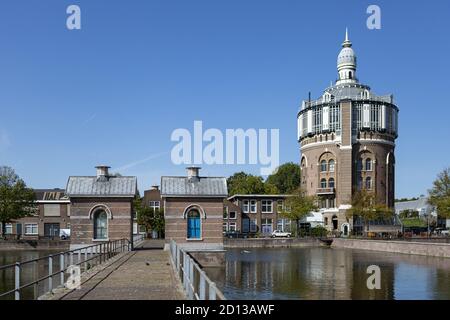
[206,248,404,300]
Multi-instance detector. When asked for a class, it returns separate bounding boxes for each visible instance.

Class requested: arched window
[366,177,372,190]
[349,71,353,79]
[365,158,372,171]
[320,160,327,172]
[93,210,108,240]
[328,160,335,172]
[320,178,327,188]
[328,178,335,189]
[187,209,201,239]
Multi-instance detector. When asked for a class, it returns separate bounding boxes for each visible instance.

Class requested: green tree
[347,189,393,235]
[134,198,165,238]
[266,162,301,194]
[279,187,318,237]
[0,166,36,236]
[399,209,419,219]
[227,172,279,195]
[428,167,450,219]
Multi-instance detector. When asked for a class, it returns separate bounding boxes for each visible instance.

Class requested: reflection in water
[205,248,450,300]
[0,250,60,300]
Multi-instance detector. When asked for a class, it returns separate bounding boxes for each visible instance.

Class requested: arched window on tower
[349,71,353,79]
[320,178,327,188]
[328,160,335,172]
[320,160,327,172]
[365,177,372,190]
[328,178,335,189]
[365,158,372,171]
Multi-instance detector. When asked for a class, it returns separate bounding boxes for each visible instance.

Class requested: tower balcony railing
[301,94,394,110]
[316,187,335,195]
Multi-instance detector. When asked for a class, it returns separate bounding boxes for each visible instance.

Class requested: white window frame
[228,222,237,231]
[149,201,160,211]
[261,200,273,213]
[5,223,13,235]
[25,223,38,235]
[329,160,335,172]
[223,222,228,232]
[261,218,273,234]
[365,159,372,171]
[250,219,258,233]
[250,200,257,213]
[242,200,250,213]
[229,211,237,220]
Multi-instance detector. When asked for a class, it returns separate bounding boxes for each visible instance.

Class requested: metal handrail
[169,240,226,300]
[0,238,132,300]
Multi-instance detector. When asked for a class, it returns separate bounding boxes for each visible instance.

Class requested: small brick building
[65,166,138,250]
[161,167,227,250]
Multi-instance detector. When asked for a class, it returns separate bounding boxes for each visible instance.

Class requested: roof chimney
[95,165,110,181]
[186,166,200,182]
[151,185,159,191]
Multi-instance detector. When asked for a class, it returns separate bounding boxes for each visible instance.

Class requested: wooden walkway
[48,241,186,300]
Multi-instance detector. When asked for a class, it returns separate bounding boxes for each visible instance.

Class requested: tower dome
[336,29,357,84]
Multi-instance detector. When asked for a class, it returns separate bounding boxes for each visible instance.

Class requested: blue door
[187,210,201,239]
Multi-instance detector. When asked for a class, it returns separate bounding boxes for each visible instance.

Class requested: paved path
[56,241,186,300]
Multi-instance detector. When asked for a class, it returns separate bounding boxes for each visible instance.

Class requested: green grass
[401,218,427,228]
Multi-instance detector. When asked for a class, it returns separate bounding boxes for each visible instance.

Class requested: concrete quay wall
[0,240,70,251]
[224,238,323,248]
[332,238,450,258]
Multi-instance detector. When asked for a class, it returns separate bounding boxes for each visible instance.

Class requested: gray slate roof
[66,176,137,197]
[161,176,227,197]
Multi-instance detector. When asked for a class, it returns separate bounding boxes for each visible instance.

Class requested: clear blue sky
[0,0,449,198]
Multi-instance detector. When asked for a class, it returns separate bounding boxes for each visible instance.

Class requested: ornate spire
[342,28,352,48]
[336,28,357,84]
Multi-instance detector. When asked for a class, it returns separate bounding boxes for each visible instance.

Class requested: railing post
[70,252,74,267]
[48,255,53,292]
[60,253,65,286]
[209,282,217,300]
[84,249,88,272]
[189,258,194,299]
[183,253,188,292]
[14,262,20,300]
[78,250,81,266]
[199,271,206,300]
[176,246,180,274]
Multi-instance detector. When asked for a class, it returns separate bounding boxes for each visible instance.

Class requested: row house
[0,189,70,240]
[226,195,293,236]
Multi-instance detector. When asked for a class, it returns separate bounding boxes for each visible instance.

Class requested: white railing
[169,240,226,300]
[133,234,145,247]
[0,239,131,300]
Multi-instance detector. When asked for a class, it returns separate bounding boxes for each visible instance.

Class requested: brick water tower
[297,30,399,235]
